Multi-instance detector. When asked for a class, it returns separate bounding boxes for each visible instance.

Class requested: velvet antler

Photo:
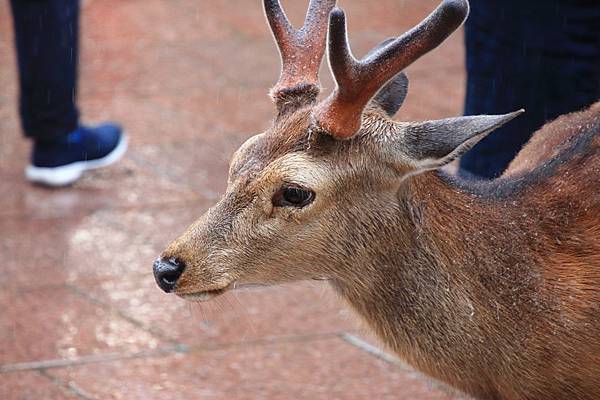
[264,0,336,114]
[314,0,470,138]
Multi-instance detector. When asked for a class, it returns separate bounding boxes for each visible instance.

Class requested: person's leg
[10,0,80,142]
[10,0,126,186]
[460,0,600,179]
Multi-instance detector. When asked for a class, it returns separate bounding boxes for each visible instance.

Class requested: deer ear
[401,110,524,170]
[372,73,409,117]
[365,38,409,117]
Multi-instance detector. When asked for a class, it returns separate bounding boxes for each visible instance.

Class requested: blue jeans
[460,0,600,178]
[10,0,80,142]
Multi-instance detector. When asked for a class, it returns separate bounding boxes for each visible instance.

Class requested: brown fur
[505,102,600,176]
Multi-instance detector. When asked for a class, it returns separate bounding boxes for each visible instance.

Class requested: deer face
[156,107,398,300]
[153,0,521,301]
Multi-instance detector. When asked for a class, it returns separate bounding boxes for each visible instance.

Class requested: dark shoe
[26,123,128,186]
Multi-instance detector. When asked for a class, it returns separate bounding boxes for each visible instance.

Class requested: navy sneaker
[26,123,128,187]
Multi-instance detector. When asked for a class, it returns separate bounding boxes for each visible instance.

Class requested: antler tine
[315,0,470,139]
[264,0,336,111]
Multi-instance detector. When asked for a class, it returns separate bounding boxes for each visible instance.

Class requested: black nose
[153,257,185,293]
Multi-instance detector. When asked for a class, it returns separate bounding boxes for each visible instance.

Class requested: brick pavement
[0,1,466,398]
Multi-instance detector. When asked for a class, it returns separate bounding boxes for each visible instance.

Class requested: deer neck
[331,170,546,393]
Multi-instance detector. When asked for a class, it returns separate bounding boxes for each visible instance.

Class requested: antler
[264,0,336,112]
[314,0,470,138]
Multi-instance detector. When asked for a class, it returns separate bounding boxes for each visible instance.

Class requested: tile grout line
[38,369,98,400]
[339,332,407,368]
[0,332,343,374]
[0,345,187,374]
[339,333,464,397]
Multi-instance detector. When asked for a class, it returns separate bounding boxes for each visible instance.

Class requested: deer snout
[153,257,186,293]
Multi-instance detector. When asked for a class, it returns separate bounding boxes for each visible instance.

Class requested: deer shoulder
[505,102,600,177]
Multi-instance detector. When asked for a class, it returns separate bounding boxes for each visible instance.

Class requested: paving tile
[75,273,356,347]
[128,138,242,199]
[0,216,80,289]
[50,336,458,400]
[60,204,206,284]
[0,200,217,292]
[0,204,199,290]
[0,285,163,365]
[0,371,79,400]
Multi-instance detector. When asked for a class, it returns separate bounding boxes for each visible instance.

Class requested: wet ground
[0,0,466,398]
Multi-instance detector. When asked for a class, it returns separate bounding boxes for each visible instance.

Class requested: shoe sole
[25,133,129,187]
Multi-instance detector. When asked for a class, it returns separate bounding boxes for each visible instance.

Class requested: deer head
[153,0,522,301]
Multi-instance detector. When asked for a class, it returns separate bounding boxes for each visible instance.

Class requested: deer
[152,0,600,399]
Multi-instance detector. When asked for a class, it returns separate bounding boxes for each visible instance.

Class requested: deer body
[332,108,600,399]
[154,1,600,399]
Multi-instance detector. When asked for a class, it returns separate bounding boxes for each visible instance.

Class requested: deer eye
[272,186,315,208]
